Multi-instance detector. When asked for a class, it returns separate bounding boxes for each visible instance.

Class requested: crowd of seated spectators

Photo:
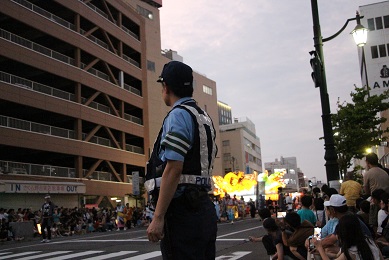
[0,205,150,242]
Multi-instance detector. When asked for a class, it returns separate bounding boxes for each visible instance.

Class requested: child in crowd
[297,195,316,226]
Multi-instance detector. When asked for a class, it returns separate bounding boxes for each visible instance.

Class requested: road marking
[121,251,162,260]
[1,251,41,259]
[82,251,137,260]
[217,226,262,238]
[52,238,249,243]
[215,251,252,259]
[217,239,248,241]
[0,250,252,259]
[57,239,150,242]
[44,251,103,259]
[17,251,71,260]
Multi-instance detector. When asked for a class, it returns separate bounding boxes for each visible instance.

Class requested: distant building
[358,1,389,165]
[264,157,299,191]
[217,101,232,125]
[219,117,262,175]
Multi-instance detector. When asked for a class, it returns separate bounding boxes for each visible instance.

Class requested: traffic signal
[309,51,322,88]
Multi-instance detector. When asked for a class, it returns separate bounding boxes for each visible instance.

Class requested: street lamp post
[310,0,368,182]
[351,14,370,97]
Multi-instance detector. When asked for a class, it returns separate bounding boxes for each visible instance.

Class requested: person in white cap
[40,194,56,243]
[307,194,373,259]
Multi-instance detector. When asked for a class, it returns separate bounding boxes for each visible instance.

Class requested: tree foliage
[332,86,389,174]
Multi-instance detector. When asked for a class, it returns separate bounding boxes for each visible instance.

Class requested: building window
[371,46,379,59]
[222,140,230,146]
[203,85,213,95]
[223,153,231,161]
[368,18,375,31]
[376,17,383,30]
[384,15,389,28]
[147,60,155,72]
[379,44,387,57]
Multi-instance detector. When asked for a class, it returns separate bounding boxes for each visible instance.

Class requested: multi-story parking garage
[0,0,152,209]
[0,0,223,210]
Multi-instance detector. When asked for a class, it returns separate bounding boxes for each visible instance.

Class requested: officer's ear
[163,83,171,94]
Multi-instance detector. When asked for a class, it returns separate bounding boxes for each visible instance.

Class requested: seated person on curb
[306,194,373,259]
[320,204,338,239]
[357,199,370,226]
[249,218,297,260]
[249,208,273,256]
[297,195,316,226]
[280,212,314,260]
[312,214,383,260]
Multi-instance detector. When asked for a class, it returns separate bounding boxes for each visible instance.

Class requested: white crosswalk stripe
[44,251,103,259]
[121,251,162,260]
[82,251,137,260]
[17,251,71,260]
[0,251,160,260]
[215,251,252,259]
[0,250,251,259]
[1,251,41,259]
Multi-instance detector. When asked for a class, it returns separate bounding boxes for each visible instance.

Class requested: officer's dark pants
[161,191,217,260]
[41,218,52,240]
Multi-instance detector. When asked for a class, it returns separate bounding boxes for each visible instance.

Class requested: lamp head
[351,11,368,47]
[351,24,368,46]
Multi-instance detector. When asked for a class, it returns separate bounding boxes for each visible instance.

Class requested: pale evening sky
[159,1,381,182]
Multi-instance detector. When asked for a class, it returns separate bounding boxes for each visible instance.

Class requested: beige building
[219,117,262,175]
[0,0,221,210]
[264,156,299,192]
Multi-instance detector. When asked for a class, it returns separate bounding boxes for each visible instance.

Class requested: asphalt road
[0,217,271,260]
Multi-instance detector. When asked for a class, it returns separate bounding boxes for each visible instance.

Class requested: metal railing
[11,0,76,31]
[0,160,115,181]
[0,114,143,153]
[80,28,109,50]
[0,28,76,66]
[11,0,141,69]
[78,0,139,41]
[0,28,141,96]
[0,71,143,124]
[122,53,140,68]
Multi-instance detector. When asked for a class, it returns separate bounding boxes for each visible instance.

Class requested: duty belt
[145,175,211,192]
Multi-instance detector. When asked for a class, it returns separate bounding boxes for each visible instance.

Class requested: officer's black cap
[157,61,193,89]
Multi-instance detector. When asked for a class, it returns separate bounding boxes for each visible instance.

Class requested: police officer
[145,61,218,259]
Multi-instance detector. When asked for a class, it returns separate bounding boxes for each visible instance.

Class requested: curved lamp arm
[323,16,362,42]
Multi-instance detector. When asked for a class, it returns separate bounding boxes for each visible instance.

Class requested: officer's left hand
[146,216,164,243]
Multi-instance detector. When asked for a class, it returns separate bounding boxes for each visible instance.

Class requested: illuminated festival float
[212,170,286,201]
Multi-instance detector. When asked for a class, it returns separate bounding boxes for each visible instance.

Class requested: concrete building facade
[219,117,262,175]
